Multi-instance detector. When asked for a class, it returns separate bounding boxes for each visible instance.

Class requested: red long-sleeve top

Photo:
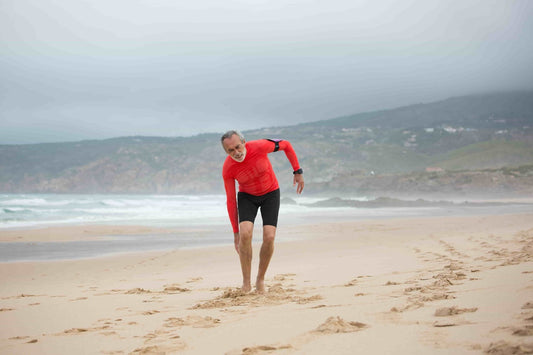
[222,139,301,233]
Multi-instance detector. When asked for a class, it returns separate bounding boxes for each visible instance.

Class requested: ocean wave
[99,197,225,208]
[100,200,128,207]
[0,198,49,206]
[2,207,33,214]
[0,194,227,229]
[0,197,92,207]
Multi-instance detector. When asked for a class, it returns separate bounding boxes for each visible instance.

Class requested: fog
[1,0,532,144]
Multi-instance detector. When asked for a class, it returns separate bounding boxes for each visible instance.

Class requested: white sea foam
[0,194,352,229]
[0,194,231,229]
[4,193,515,230]
[0,198,49,206]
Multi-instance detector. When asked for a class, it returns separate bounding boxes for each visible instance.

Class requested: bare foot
[255,279,266,294]
[241,283,252,293]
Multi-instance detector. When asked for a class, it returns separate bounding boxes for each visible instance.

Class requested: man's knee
[263,226,276,244]
[239,222,254,243]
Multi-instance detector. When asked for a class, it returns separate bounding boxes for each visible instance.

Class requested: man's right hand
[234,232,240,254]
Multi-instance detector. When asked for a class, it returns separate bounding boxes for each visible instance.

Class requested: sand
[1,213,532,354]
[0,225,179,243]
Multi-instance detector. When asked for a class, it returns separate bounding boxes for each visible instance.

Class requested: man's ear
[222,140,230,153]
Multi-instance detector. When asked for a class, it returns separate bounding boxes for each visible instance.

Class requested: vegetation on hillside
[1,91,532,195]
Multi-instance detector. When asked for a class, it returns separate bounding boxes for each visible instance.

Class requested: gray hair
[220,130,245,147]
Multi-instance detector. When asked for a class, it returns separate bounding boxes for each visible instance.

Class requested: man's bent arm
[278,140,301,172]
[278,140,304,193]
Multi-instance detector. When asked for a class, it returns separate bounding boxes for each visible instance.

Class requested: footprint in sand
[385,281,400,286]
[100,331,118,336]
[433,321,458,327]
[312,316,368,334]
[142,310,160,316]
[130,343,186,354]
[9,336,30,341]
[136,328,187,353]
[162,284,190,293]
[485,340,533,354]
[344,279,358,287]
[62,328,89,334]
[56,324,119,336]
[192,285,322,309]
[273,273,296,282]
[512,327,533,336]
[70,297,88,301]
[237,316,368,354]
[390,302,424,313]
[310,304,327,309]
[124,286,190,295]
[186,277,203,283]
[164,315,220,328]
[241,344,293,354]
[125,288,152,294]
[143,329,171,340]
[434,306,478,317]
[522,302,533,310]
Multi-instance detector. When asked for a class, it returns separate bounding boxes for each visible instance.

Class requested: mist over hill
[1,91,532,196]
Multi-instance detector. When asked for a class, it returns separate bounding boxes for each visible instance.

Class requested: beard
[231,148,246,162]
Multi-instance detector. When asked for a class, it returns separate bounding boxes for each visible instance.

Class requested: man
[221,130,304,293]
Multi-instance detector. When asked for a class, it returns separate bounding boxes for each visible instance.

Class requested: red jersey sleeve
[277,140,301,172]
[223,174,239,233]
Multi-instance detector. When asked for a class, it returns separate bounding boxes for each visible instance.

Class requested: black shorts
[237,189,280,227]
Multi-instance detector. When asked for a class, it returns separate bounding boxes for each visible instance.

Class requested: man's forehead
[224,134,243,148]
[226,134,242,144]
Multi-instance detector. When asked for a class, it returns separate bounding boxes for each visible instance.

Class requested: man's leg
[238,221,254,292]
[256,225,276,293]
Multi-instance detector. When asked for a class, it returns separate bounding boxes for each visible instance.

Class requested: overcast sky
[1,0,532,144]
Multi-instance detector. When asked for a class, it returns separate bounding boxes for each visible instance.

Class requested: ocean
[1,193,531,262]
[0,194,229,229]
[0,193,367,262]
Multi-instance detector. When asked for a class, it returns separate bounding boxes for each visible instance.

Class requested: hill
[1,91,532,195]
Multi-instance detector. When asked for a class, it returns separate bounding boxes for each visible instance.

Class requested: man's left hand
[293,174,304,194]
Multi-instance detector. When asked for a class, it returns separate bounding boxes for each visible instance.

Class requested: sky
[1,0,533,144]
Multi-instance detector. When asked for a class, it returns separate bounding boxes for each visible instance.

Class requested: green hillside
[435,140,533,170]
[1,91,532,194]
[307,90,533,129]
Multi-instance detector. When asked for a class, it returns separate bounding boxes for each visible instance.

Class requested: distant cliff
[1,91,532,196]
[308,165,533,198]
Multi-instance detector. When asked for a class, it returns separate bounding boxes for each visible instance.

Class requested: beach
[1,212,532,354]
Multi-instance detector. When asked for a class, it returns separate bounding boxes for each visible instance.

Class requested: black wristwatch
[293,168,303,175]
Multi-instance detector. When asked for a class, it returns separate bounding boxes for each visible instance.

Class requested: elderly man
[221,130,304,293]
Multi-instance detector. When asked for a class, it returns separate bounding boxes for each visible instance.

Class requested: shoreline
[3,199,532,241]
[1,203,533,263]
